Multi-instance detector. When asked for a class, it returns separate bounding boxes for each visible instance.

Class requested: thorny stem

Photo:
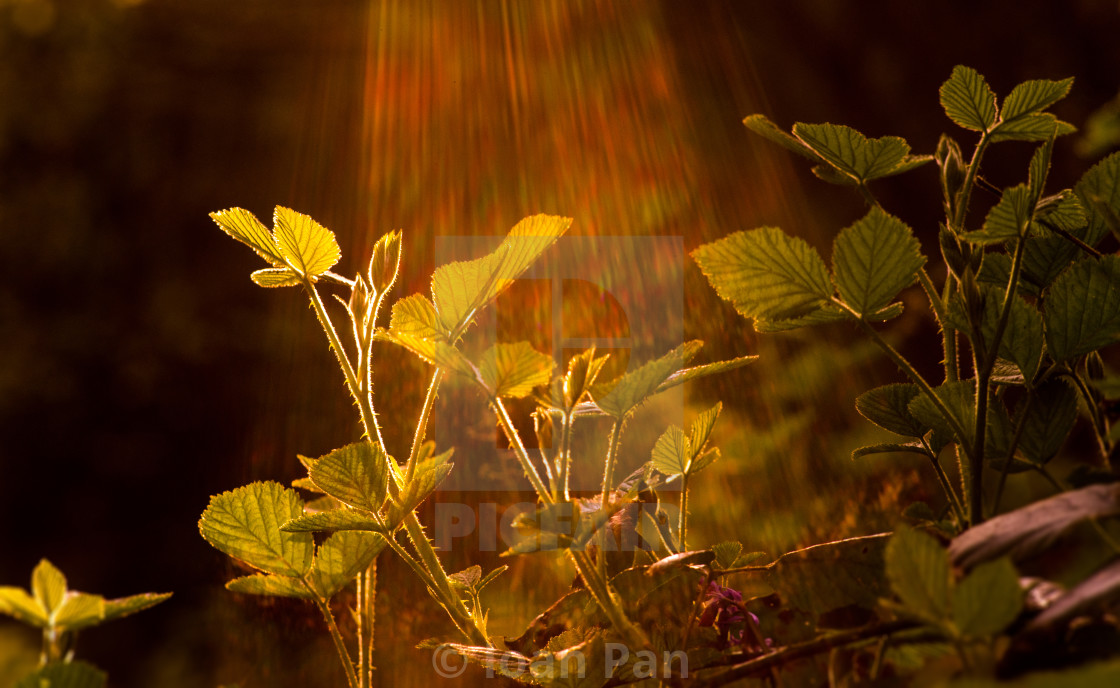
[952,133,991,233]
[558,410,575,501]
[568,548,651,652]
[919,437,965,525]
[309,587,359,688]
[678,473,690,552]
[917,268,958,384]
[599,420,626,521]
[492,396,554,503]
[404,370,443,484]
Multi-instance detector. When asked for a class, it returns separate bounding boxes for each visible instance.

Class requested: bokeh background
[2,1,1119,686]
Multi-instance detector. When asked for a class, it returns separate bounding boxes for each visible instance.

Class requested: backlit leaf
[281,508,387,534]
[199,481,313,577]
[595,341,703,418]
[391,333,477,378]
[940,66,997,132]
[310,531,386,598]
[52,593,105,630]
[743,114,820,161]
[0,586,47,626]
[226,574,312,599]
[711,541,743,570]
[990,113,1076,143]
[653,355,757,394]
[886,527,951,625]
[855,383,926,437]
[852,442,928,460]
[650,425,688,477]
[101,592,173,623]
[1077,151,1120,244]
[250,267,301,288]
[308,441,390,513]
[1045,255,1120,361]
[389,294,446,339]
[765,534,891,623]
[692,227,832,323]
[963,184,1033,245]
[792,123,911,183]
[272,206,340,278]
[908,380,975,447]
[832,206,925,315]
[431,214,571,337]
[210,207,285,266]
[31,559,66,616]
[952,557,1022,638]
[688,402,722,462]
[479,342,555,398]
[389,450,454,524]
[1001,78,1074,122]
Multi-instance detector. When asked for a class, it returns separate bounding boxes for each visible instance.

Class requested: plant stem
[309,589,359,688]
[1064,368,1112,463]
[492,396,554,503]
[678,473,690,551]
[952,134,991,233]
[920,438,965,525]
[558,411,574,501]
[918,268,958,384]
[404,370,443,484]
[568,548,651,652]
[599,420,625,517]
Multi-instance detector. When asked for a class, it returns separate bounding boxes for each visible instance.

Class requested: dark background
[2,1,1118,686]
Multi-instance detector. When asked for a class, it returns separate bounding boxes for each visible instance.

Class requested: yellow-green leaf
[101,592,172,623]
[886,526,951,625]
[389,294,446,339]
[832,207,925,315]
[650,425,689,477]
[226,574,312,599]
[272,206,341,278]
[940,65,997,132]
[479,341,555,398]
[0,586,47,626]
[310,531,387,598]
[15,661,106,688]
[31,559,66,616]
[250,267,301,288]
[309,441,391,513]
[52,592,105,630]
[1001,78,1074,122]
[281,508,387,534]
[199,481,313,577]
[595,341,703,418]
[391,332,477,378]
[1045,255,1120,361]
[210,207,286,266]
[792,123,911,183]
[952,557,1022,638]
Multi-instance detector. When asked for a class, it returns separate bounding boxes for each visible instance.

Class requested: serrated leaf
[31,559,66,616]
[308,441,390,513]
[199,481,313,577]
[753,303,854,331]
[595,341,703,418]
[391,333,477,377]
[688,402,722,461]
[431,214,571,337]
[250,267,301,288]
[1045,255,1120,361]
[940,66,998,132]
[52,592,106,630]
[832,206,925,314]
[653,354,757,394]
[1001,78,1074,122]
[1022,206,1106,291]
[310,531,386,598]
[1017,380,1078,465]
[1077,151,1120,245]
[563,348,609,408]
[0,586,47,626]
[226,574,312,599]
[990,113,1076,143]
[389,451,454,524]
[101,592,172,623]
[711,541,743,570]
[855,383,926,437]
[16,661,106,688]
[908,380,974,447]
[449,565,482,591]
[281,508,387,533]
[689,447,720,474]
[792,123,911,183]
[952,557,1022,638]
[951,284,1044,382]
[210,207,286,266]
[886,527,951,625]
[477,565,508,592]
[963,184,1033,245]
[650,425,689,477]
[1028,138,1056,202]
[692,227,832,323]
[479,342,555,398]
[272,206,341,278]
[743,114,820,161]
[389,294,446,339]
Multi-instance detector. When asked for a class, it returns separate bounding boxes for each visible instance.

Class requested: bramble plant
[0,559,170,687]
[201,65,1120,686]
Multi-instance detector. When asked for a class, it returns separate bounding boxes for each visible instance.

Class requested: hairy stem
[404,370,443,484]
[952,134,991,233]
[678,473,690,551]
[920,437,965,525]
[918,268,958,384]
[492,396,554,503]
[568,548,651,652]
[599,420,625,517]
[558,411,574,501]
[309,589,359,688]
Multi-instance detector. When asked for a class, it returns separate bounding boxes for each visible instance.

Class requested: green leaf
[852,442,928,460]
[855,383,926,437]
[308,441,390,513]
[940,66,997,132]
[908,380,974,447]
[1017,380,1078,465]
[1028,137,1056,201]
[963,184,1033,244]
[31,559,66,616]
[595,341,703,418]
[431,214,571,337]
[764,534,890,624]
[52,593,106,630]
[692,227,832,323]
[1077,151,1120,244]
[792,123,911,183]
[479,342,555,398]
[389,450,454,524]
[753,303,856,331]
[210,207,286,267]
[711,541,743,570]
[990,113,1076,143]
[688,402,722,461]
[886,526,951,625]
[249,268,301,288]
[15,661,106,688]
[281,508,387,533]
[226,574,312,599]
[0,586,47,626]
[1045,255,1120,361]
[1022,204,1105,292]
[390,333,477,378]
[310,531,386,598]
[1001,78,1074,122]
[272,206,341,279]
[952,557,1022,638]
[199,481,313,577]
[389,294,446,339]
[650,425,688,477]
[951,284,1044,381]
[832,206,925,315]
[563,348,609,408]
[101,592,172,623]
[653,354,757,394]
[477,565,508,592]
[743,114,820,161]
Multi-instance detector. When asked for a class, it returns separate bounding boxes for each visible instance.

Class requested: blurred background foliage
[1,1,1119,686]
